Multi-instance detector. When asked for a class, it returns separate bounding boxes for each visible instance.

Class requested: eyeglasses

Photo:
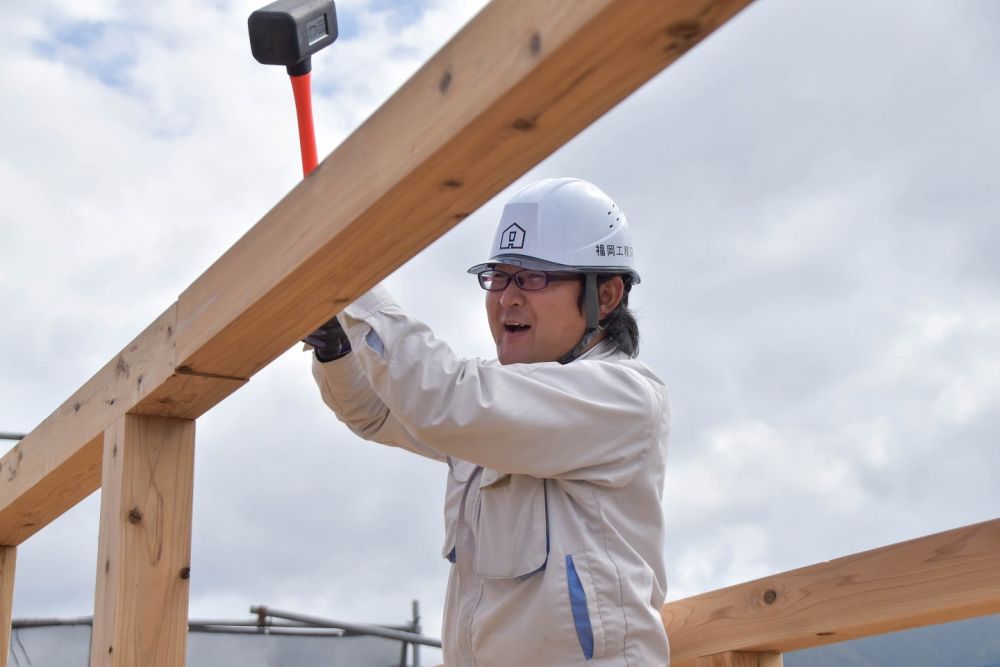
[476,268,580,292]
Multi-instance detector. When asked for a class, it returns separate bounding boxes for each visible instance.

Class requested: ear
[597,276,625,319]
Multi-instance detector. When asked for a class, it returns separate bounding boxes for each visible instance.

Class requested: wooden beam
[90,415,195,667]
[0,307,176,546]
[0,307,243,546]
[175,0,755,381]
[663,518,1000,663]
[694,651,783,667]
[0,546,14,667]
[0,0,752,544]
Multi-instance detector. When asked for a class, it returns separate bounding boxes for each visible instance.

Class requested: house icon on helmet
[499,223,526,250]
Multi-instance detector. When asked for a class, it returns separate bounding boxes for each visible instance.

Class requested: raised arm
[311,342,447,462]
[339,286,668,486]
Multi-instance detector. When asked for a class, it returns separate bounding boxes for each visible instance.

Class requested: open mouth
[504,322,531,333]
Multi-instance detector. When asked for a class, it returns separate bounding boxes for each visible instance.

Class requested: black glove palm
[303,316,351,362]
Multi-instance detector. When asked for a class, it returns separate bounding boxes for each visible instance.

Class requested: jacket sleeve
[311,345,448,462]
[338,285,668,487]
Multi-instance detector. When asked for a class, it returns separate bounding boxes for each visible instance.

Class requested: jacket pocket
[441,458,478,562]
[565,552,607,660]
[474,472,548,578]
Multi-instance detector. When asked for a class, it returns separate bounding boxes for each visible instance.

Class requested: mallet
[248,0,338,176]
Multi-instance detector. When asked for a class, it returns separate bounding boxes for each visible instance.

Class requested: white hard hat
[467,178,641,284]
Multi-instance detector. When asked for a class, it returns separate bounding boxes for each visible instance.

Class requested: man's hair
[578,274,640,358]
[600,274,639,357]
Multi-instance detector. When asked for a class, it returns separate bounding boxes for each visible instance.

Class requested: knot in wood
[665,19,700,42]
[127,508,143,524]
[512,117,537,132]
[763,589,778,605]
[179,567,191,580]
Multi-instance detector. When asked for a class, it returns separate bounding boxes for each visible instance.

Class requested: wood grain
[692,651,783,667]
[90,415,195,667]
[663,518,1000,662]
[0,546,14,667]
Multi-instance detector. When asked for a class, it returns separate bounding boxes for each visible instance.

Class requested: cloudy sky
[2,0,999,662]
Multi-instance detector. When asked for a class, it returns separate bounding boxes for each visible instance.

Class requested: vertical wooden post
[697,652,784,667]
[91,414,195,667]
[0,546,15,667]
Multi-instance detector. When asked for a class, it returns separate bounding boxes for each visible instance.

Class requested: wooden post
[91,414,195,667]
[696,651,783,667]
[0,546,15,667]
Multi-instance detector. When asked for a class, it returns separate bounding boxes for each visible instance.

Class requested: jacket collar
[575,338,623,362]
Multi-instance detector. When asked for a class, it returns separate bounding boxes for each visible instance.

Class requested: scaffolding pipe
[13,616,347,636]
[251,606,442,648]
[0,433,26,441]
[412,599,421,667]
[187,625,346,637]
[12,617,93,628]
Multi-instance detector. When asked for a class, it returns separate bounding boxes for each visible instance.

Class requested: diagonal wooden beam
[0,307,242,545]
[0,0,754,543]
[663,518,1000,666]
[175,0,755,380]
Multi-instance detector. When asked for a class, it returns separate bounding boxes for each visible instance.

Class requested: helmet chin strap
[558,273,601,365]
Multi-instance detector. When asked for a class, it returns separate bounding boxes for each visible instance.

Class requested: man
[308,178,670,666]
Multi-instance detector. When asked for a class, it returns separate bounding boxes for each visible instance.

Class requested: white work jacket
[312,286,670,666]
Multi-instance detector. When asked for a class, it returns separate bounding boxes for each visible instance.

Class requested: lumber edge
[663,517,1000,662]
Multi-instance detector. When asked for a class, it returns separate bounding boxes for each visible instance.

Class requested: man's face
[485,264,586,365]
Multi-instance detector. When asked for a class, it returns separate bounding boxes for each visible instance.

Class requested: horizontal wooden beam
[663,518,1000,665]
[0,0,753,543]
[696,652,782,667]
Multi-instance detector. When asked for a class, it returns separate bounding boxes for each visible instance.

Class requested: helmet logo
[499,223,526,250]
[596,243,633,258]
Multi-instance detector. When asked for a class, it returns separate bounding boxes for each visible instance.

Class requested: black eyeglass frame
[476,268,581,292]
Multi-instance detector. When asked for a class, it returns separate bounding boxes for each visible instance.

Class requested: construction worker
[307,178,670,666]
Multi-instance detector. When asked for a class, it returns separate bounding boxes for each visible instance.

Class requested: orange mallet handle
[290,72,318,176]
